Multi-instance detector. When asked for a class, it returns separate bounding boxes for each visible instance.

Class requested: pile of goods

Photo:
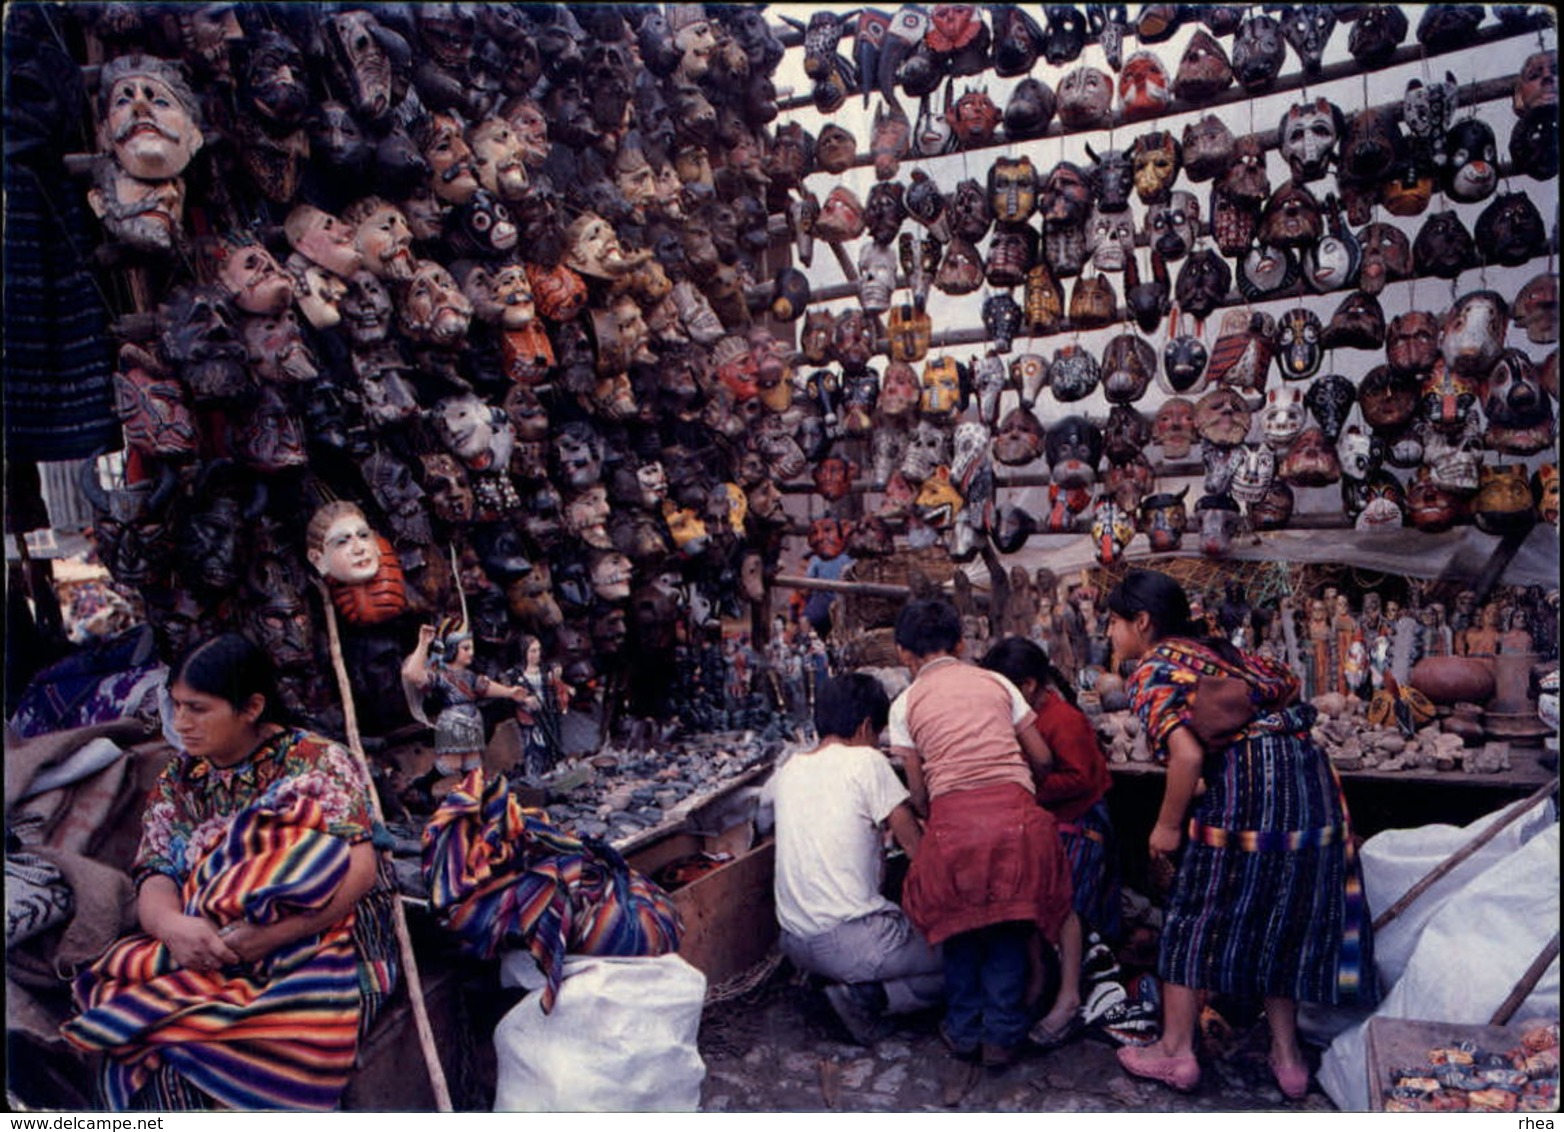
[1382,1020,1559,1112]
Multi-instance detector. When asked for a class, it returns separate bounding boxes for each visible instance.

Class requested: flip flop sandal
[1029,1009,1086,1052]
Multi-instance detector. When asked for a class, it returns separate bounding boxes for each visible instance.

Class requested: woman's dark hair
[167,633,285,722]
[814,672,891,740]
[980,637,1079,708]
[1106,569,1242,665]
[894,598,962,658]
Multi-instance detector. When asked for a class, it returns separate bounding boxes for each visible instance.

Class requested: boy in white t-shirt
[766,673,943,1044]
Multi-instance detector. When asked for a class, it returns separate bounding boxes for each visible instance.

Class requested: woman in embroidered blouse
[1104,571,1375,1101]
[64,634,399,1110]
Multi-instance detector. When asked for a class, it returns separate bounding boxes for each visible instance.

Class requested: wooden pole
[1489,933,1561,1027]
[1371,778,1558,933]
[317,582,454,1112]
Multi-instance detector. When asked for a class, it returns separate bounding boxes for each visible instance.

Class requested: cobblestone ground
[696,966,1342,1113]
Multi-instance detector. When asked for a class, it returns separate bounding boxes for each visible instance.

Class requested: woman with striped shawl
[62,634,398,1110]
[1104,571,1375,1100]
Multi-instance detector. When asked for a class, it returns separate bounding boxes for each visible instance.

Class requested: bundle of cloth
[422,770,683,1012]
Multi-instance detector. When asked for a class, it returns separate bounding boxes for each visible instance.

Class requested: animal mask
[1045,415,1103,487]
[1141,488,1189,551]
[1349,5,1408,65]
[1261,385,1308,450]
[1004,78,1056,139]
[1232,15,1285,92]
[1279,426,1341,487]
[1174,251,1231,321]
[989,157,1038,223]
[1102,333,1156,404]
[1304,201,1362,293]
[1043,6,1088,64]
[1145,191,1200,262]
[1442,118,1498,202]
[1162,315,1209,395]
[1182,114,1235,182]
[1259,182,1324,249]
[1475,193,1548,267]
[1130,131,1181,205]
[1193,493,1243,557]
[1510,105,1559,182]
[1483,349,1555,455]
[1280,5,1335,74]
[1441,290,1509,378]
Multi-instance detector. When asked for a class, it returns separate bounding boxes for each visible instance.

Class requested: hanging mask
[1442,118,1499,202]
[1420,359,1480,436]
[841,369,881,435]
[990,505,1036,554]
[1130,131,1181,205]
[1088,207,1137,271]
[992,5,1045,76]
[950,420,992,486]
[1082,144,1134,214]
[1162,312,1209,395]
[1509,105,1558,182]
[1382,162,1436,217]
[812,455,859,502]
[1174,30,1232,102]
[1011,352,1051,407]
[1348,5,1408,66]
[872,101,912,180]
[1135,5,1183,42]
[1280,5,1335,75]
[1336,425,1384,482]
[1219,135,1271,207]
[1041,161,1094,229]
[1514,273,1559,345]
[982,294,1024,354]
[1004,78,1056,139]
[1321,291,1386,352]
[1102,333,1155,404]
[801,310,837,366]
[1424,425,1484,495]
[1174,250,1232,322]
[1043,6,1088,64]
[814,186,868,244]
[1413,209,1470,279]
[816,123,858,175]
[1195,387,1252,446]
[1350,469,1407,531]
[241,308,319,387]
[1259,181,1324,248]
[1056,65,1113,130]
[847,513,897,557]
[934,235,985,295]
[1045,415,1103,487]
[1475,192,1548,267]
[1088,3,1130,70]
[1357,222,1411,296]
[1532,464,1560,527]
[900,229,942,311]
[1273,308,1323,381]
[1232,14,1285,93]
[901,419,953,482]
[1025,262,1065,334]
[1305,373,1356,442]
[1237,241,1300,303]
[858,241,899,313]
[1207,309,1277,402]
[1140,488,1190,551]
[1104,403,1153,465]
[114,343,198,461]
[1483,348,1555,455]
[1144,191,1200,262]
[769,267,812,323]
[1182,114,1235,182]
[1278,102,1342,186]
[948,177,993,243]
[1417,5,1485,53]
[1209,189,1260,257]
[919,356,967,419]
[1516,50,1559,114]
[888,304,932,364]
[1118,51,1171,121]
[993,405,1046,465]
[208,234,293,316]
[1261,385,1308,450]
[1069,275,1118,330]
[1279,426,1341,487]
[1229,442,1277,508]
[1050,345,1101,404]
[1193,493,1243,558]
[1124,250,1171,333]
[1403,72,1459,165]
[1359,365,1421,433]
[947,88,1001,149]
[986,224,1038,287]
[1407,466,1466,533]
[1152,397,1198,459]
[989,157,1038,223]
[232,116,308,205]
[1304,200,1362,293]
[865,182,909,245]
[96,54,205,183]
[835,310,880,373]
[1441,290,1509,378]
[1089,497,1135,565]
[159,285,252,404]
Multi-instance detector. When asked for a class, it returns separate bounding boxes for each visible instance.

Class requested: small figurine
[402,618,532,789]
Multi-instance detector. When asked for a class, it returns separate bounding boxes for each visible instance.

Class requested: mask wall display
[1141,488,1190,551]
[1280,426,1341,487]
[1182,114,1235,183]
[1088,207,1136,272]
[1145,191,1200,262]
[1174,250,1231,322]
[1413,210,1478,279]
[1003,77,1056,139]
[1174,31,1233,102]
[1152,397,1198,459]
[1475,192,1548,267]
[1483,348,1556,455]
[97,54,205,181]
[1232,14,1285,92]
[1044,6,1089,65]
[1102,333,1155,403]
[1349,5,1409,66]
[1471,463,1537,536]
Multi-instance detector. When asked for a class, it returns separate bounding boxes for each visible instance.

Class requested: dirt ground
[694,961,1342,1113]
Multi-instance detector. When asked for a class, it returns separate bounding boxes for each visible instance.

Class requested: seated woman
[62,634,399,1111]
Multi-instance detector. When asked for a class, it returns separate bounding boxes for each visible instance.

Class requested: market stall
[4,0,1558,1114]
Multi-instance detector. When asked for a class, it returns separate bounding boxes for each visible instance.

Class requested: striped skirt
[1057,798,1123,944]
[1158,730,1376,1006]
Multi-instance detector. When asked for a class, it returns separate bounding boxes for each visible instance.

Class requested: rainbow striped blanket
[62,796,364,1110]
[422,771,682,1012]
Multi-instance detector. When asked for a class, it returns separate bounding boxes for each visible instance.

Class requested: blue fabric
[940,920,1034,1050]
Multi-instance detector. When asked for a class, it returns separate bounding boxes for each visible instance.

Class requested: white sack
[1318,823,1561,1111]
[493,952,707,1112]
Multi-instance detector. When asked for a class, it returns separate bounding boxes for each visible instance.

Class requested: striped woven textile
[422,771,682,1012]
[63,797,366,1111]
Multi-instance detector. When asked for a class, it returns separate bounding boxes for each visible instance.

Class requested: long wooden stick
[317,583,453,1112]
[1371,778,1558,933]
[1489,932,1561,1027]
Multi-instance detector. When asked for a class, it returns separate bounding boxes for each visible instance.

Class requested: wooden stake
[1489,932,1560,1027]
[317,582,454,1112]
[1371,778,1558,933]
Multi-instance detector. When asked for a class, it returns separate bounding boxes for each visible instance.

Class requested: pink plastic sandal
[1269,1057,1310,1100]
[1117,1044,1201,1092]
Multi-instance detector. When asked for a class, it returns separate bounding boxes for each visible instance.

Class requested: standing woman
[63,634,399,1110]
[1105,571,1375,1098]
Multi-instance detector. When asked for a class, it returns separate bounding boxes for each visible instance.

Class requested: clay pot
[1410,656,1496,706]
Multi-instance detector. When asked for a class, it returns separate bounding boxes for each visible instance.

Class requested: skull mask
[1088,208,1136,271]
[901,419,952,482]
[1144,191,1200,261]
